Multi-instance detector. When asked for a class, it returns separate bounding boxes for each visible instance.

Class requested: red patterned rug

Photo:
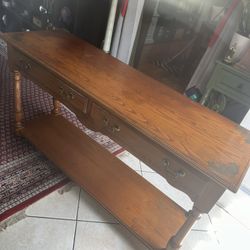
[0,53,123,222]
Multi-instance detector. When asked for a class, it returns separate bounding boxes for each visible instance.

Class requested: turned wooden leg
[166,208,201,250]
[52,98,61,115]
[14,70,23,134]
[164,178,225,250]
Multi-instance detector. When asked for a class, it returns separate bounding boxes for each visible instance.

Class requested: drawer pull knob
[24,63,31,71]
[111,125,121,133]
[163,159,170,167]
[176,170,186,178]
[102,117,120,132]
[163,159,186,178]
[59,87,75,100]
[68,92,75,100]
[59,86,64,95]
[103,117,109,126]
[19,59,31,71]
[59,86,66,99]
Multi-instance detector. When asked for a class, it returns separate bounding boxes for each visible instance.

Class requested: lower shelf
[21,114,186,249]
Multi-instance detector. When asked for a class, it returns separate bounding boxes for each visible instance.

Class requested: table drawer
[8,46,89,115]
[88,103,207,201]
[55,82,89,115]
[218,67,250,98]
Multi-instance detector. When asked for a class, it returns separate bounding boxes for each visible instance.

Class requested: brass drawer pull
[59,86,75,100]
[176,170,186,178]
[18,59,31,71]
[103,117,109,126]
[102,117,120,133]
[68,91,75,100]
[59,86,66,99]
[59,86,64,95]
[111,124,121,133]
[163,159,170,167]
[163,159,186,178]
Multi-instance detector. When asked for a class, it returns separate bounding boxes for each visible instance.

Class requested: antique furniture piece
[200,61,250,113]
[3,31,250,250]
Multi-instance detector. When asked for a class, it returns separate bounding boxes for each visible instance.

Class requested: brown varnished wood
[21,114,186,250]
[86,102,209,203]
[8,45,89,117]
[85,103,226,214]
[3,31,250,192]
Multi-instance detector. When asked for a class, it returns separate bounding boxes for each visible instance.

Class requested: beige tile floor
[1,112,250,250]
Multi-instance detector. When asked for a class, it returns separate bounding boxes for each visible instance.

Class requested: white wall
[111,0,145,64]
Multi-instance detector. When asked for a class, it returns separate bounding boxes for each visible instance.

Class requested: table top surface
[3,31,250,192]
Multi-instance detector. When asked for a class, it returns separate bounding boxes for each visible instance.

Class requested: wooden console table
[3,31,250,250]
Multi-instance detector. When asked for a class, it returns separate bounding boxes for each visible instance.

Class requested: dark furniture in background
[0,0,110,47]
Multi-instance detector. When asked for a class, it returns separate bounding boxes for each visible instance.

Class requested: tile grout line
[25,214,119,225]
[141,170,155,174]
[72,188,82,250]
[77,219,118,225]
[208,209,221,245]
[26,215,75,222]
[190,229,213,233]
[215,203,250,231]
[139,161,143,176]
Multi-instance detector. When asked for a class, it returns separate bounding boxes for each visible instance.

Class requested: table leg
[166,208,201,250]
[14,70,23,134]
[52,98,61,115]
[165,180,224,250]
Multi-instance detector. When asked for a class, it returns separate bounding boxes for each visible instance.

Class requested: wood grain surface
[21,114,186,250]
[3,31,250,192]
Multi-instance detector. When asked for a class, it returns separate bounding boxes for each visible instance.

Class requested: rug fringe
[0,209,26,232]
